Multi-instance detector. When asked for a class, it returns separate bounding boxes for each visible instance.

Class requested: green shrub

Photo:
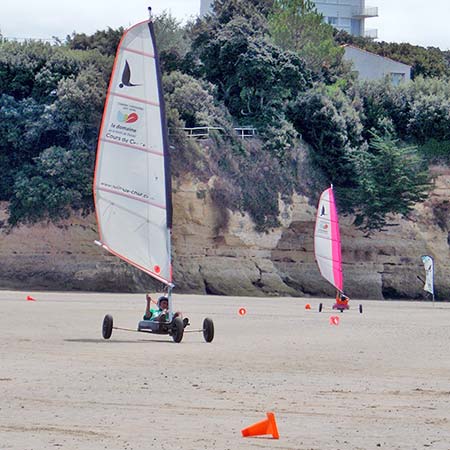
[417,139,450,163]
[350,135,429,231]
[8,146,93,225]
[288,85,363,187]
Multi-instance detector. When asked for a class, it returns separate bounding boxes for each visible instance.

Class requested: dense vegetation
[0,0,449,231]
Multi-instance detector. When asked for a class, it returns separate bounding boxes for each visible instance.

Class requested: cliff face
[1,169,449,299]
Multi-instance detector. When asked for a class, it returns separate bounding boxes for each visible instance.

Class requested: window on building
[327,16,338,25]
[390,72,406,86]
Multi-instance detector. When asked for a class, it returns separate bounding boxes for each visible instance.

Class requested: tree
[8,146,93,225]
[268,0,344,79]
[0,95,49,199]
[288,85,363,187]
[192,17,311,127]
[208,0,274,29]
[0,40,53,99]
[357,76,450,143]
[0,39,110,224]
[151,11,192,74]
[268,0,318,48]
[52,65,107,149]
[407,93,450,143]
[350,135,429,231]
[66,27,123,56]
[164,71,232,129]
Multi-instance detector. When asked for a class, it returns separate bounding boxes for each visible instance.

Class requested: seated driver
[335,291,349,305]
[143,293,188,326]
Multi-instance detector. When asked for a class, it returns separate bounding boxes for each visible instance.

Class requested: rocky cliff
[1,167,449,299]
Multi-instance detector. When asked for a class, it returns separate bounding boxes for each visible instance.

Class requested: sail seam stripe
[101,243,171,284]
[314,235,339,243]
[98,186,166,210]
[110,92,160,107]
[122,47,155,58]
[318,255,342,263]
[100,138,164,156]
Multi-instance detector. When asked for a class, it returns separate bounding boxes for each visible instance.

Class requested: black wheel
[171,317,184,343]
[203,317,214,343]
[359,304,363,314]
[102,314,113,339]
[318,303,323,313]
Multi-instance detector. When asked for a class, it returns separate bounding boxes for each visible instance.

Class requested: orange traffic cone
[329,315,340,325]
[26,295,36,302]
[241,412,279,439]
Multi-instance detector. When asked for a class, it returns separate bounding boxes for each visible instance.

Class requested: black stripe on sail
[148,20,173,230]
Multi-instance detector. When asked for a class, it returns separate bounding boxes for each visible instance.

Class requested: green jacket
[143,307,167,321]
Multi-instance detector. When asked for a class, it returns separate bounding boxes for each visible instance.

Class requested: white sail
[93,19,172,285]
[421,255,434,296]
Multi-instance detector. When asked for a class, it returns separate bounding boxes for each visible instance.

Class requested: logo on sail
[320,205,326,216]
[317,220,329,234]
[117,111,139,124]
[119,61,141,88]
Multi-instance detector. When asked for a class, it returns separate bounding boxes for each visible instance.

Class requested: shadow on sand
[64,338,173,344]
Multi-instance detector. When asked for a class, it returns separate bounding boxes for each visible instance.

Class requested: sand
[1,291,449,450]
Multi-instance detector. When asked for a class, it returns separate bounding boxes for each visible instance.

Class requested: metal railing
[175,126,257,139]
[234,127,257,138]
[183,127,222,138]
[364,28,378,39]
[353,6,378,18]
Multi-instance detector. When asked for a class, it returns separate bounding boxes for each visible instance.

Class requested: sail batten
[97,188,167,209]
[99,138,164,155]
[93,19,173,285]
[122,48,155,58]
[110,92,160,106]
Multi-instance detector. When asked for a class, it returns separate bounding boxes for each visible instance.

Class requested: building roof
[342,44,412,69]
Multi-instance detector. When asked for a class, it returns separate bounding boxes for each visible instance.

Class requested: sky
[1,0,449,50]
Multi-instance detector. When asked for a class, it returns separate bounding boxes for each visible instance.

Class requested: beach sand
[1,291,449,450]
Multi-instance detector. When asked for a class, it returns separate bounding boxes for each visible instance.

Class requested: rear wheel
[318,303,323,313]
[359,304,363,314]
[171,317,184,343]
[102,314,113,339]
[203,318,214,343]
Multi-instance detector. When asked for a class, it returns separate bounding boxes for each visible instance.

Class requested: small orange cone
[329,315,340,325]
[26,295,36,302]
[241,412,279,439]
[305,303,311,310]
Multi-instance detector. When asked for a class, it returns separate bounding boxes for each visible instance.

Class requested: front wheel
[102,314,113,339]
[171,317,184,343]
[203,318,214,343]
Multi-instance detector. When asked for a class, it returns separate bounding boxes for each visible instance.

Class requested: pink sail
[314,186,343,292]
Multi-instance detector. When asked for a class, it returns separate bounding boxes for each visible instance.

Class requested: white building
[343,45,411,84]
[200,0,212,17]
[313,0,378,38]
[200,0,378,38]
